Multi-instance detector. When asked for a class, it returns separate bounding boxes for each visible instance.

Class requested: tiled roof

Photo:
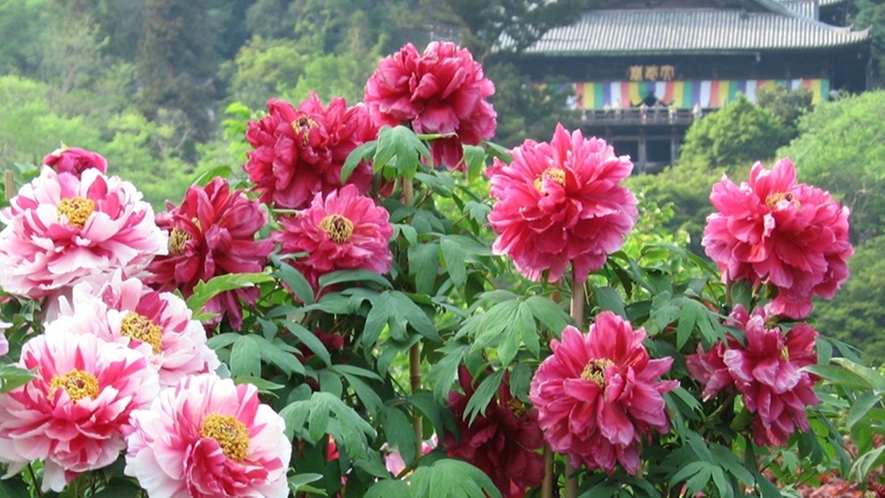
[779,1,817,19]
[515,7,868,55]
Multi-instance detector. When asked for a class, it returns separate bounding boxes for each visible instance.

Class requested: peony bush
[0,40,880,498]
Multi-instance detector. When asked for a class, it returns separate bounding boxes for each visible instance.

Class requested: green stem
[564,275,585,498]
[402,177,423,457]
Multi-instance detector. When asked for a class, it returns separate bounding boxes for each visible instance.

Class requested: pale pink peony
[43,146,108,177]
[52,272,219,387]
[488,124,638,283]
[124,373,291,498]
[0,319,10,357]
[529,311,678,474]
[0,167,167,299]
[365,41,496,170]
[245,93,378,210]
[145,177,273,330]
[0,329,158,492]
[702,158,853,319]
[273,184,393,292]
[384,434,437,477]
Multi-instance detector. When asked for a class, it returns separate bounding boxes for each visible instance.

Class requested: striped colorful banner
[570,79,830,109]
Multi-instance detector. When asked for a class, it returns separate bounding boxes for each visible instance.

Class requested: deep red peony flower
[529,311,678,474]
[443,366,544,497]
[365,41,496,170]
[244,92,378,210]
[144,177,273,330]
[272,184,393,292]
[702,158,853,319]
[487,123,638,283]
[43,146,108,177]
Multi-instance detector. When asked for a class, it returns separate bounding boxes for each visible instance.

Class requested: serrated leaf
[464,369,504,425]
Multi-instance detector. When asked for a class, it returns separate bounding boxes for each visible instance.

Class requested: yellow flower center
[765,192,799,209]
[580,358,614,387]
[57,196,95,228]
[120,311,163,354]
[533,167,566,191]
[168,218,201,255]
[50,369,99,402]
[200,413,250,462]
[781,346,790,361]
[507,397,526,418]
[294,115,319,146]
[319,214,354,243]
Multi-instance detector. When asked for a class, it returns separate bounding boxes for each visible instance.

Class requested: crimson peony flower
[273,184,393,292]
[124,373,291,498]
[444,366,544,497]
[365,42,496,170]
[245,93,378,210]
[0,329,159,492]
[487,123,638,283]
[43,146,108,177]
[52,272,219,387]
[689,305,820,447]
[702,158,853,319]
[145,177,273,330]
[0,167,166,299]
[685,340,733,401]
[529,311,678,474]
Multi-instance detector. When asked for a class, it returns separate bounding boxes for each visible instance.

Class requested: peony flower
[124,373,291,498]
[52,272,219,387]
[702,158,853,319]
[722,305,819,447]
[245,93,378,210]
[43,146,108,177]
[0,167,166,299]
[529,311,678,474]
[444,366,544,496]
[384,434,437,477]
[0,329,159,492]
[685,340,733,401]
[0,319,10,357]
[273,184,393,292]
[487,124,638,283]
[365,41,496,170]
[145,177,273,330]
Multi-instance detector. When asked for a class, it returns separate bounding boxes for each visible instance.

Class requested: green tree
[778,90,885,244]
[756,83,813,139]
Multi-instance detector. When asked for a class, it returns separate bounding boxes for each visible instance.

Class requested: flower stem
[565,274,585,498]
[541,444,554,498]
[403,176,422,455]
[5,170,14,201]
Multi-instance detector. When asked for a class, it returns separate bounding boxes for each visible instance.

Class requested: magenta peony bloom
[702,158,853,319]
[43,146,108,177]
[529,311,678,474]
[52,272,219,387]
[273,184,393,292]
[124,373,291,498]
[365,41,496,170]
[145,177,273,330]
[487,124,638,283]
[444,366,544,497]
[0,167,166,299]
[0,329,159,492]
[685,340,733,401]
[245,93,378,210]
[700,305,819,447]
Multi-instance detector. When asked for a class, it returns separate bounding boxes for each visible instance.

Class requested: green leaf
[249,334,304,377]
[390,291,440,341]
[803,364,872,390]
[308,393,332,443]
[186,273,274,317]
[464,369,504,425]
[341,373,384,416]
[230,335,262,378]
[284,321,332,367]
[709,443,755,485]
[0,364,36,393]
[374,125,431,179]
[408,392,453,438]
[847,391,881,429]
[91,479,142,498]
[363,291,394,347]
[272,259,314,305]
[382,405,417,466]
[463,144,486,182]
[594,286,626,317]
[525,295,570,334]
[365,479,412,498]
[233,376,285,394]
[427,343,469,402]
[408,242,440,295]
[409,458,502,498]
[415,171,455,197]
[279,400,310,440]
[509,362,533,401]
[341,140,377,182]
[440,236,468,289]
[319,269,392,290]
[288,473,326,494]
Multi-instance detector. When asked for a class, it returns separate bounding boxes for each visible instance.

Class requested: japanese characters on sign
[628,65,676,81]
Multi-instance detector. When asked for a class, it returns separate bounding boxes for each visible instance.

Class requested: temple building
[498,0,871,172]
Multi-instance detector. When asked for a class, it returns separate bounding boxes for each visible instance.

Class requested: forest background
[1,0,885,364]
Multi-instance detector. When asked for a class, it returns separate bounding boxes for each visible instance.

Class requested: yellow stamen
[293,116,319,146]
[319,214,354,243]
[581,358,614,387]
[57,196,95,228]
[50,369,99,402]
[120,311,163,354]
[533,167,566,191]
[200,413,250,462]
[765,192,799,209]
[168,218,201,255]
[507,397,526,418]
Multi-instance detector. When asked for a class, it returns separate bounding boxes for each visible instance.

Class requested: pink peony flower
[0,319,10,357]
[52,272,219,387]
[444,366,544,497]
[273,184,393,292]
[685,340,733,401]
[384,434,437,477]
[487,124,638,283]
[0,167,166,299]
[365,42,496,170]
[529,311,678,474]
[702,158,853,319]
[124,373,292,498]
[145,177,273,330]
[43,146,108,177]
[245,93,378,210]
[0,329,159,492]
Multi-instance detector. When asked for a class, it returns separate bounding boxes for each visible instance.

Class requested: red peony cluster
[702,158,853,319]
[488,123,638,283]
[365,41,496,170]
